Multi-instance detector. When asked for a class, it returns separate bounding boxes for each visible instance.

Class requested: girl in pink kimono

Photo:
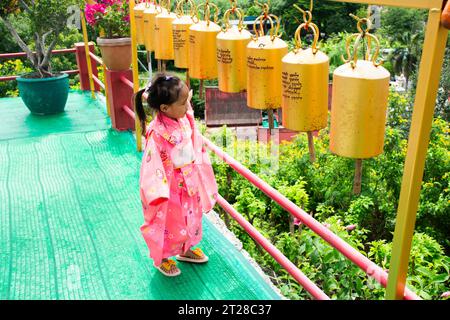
[134,73,218,277]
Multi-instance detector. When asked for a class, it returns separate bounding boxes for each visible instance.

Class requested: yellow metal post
[130,0,143,151]
[386,5,448,299]
[80,8,96,100]
[103,63,111,116]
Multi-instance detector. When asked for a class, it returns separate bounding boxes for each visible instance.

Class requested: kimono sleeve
[139,133,170,206]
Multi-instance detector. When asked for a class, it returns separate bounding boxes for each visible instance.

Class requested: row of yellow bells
[133,0,390,160]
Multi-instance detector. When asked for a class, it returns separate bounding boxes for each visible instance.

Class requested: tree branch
[41,29,54,55]
[35,32,43,77]
[0,15,36,67]
[40,30,59,73]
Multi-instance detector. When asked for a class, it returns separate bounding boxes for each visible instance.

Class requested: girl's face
[160,84,190,119]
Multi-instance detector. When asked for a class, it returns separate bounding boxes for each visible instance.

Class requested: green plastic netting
[0,91,281,300]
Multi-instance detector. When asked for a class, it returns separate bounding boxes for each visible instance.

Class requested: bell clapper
[307,131,316,163]
[199,79,204,100]
[353,159,363,195]
[157,59,162,72]
[147,50,152,80]
[162,60,167,72]
[267,108,275,138]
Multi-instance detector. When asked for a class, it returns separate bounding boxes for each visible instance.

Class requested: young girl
[134,73,218,277]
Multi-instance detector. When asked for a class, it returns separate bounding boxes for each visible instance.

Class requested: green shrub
[207,99,449,299]
[0,59,32,97]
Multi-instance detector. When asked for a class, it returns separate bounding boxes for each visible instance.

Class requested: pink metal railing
[0,48,76,60]
[122,104,136,120]
[203,136,421,300]
[92,74,105,90]
[88,51,103,66]
[215,194,330,300]
[87,51,106,91]
[120,75,134,89]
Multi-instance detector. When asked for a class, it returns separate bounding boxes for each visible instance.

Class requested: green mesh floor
[0,91,280,300]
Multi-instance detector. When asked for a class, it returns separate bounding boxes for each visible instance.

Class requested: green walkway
[0,91,281,300]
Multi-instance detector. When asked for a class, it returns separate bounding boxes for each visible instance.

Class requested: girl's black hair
[133,73,184,136]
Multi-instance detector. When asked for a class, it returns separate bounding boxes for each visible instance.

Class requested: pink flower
[345,224,357,231]
[441,291,450,298]
[293,217,302,226]
[85,3,106,26]
[99,0,121,4]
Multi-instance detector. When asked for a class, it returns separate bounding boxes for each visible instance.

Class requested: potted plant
[85,0,131,71]
[0,0,79,115]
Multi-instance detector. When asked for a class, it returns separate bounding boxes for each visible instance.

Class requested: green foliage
[377,7,427,45]
[369,233,450,300]
[0,0,20,17]
[0,59,32,97]
[207,94,449,298]
[435,47,450,121]
[416,118,450,250]
[317,32,348,76]
[270,0,364,39]
[26,0,76,36]
[386,90,412,137]
[1,0,80,77]
[0,13,31,53]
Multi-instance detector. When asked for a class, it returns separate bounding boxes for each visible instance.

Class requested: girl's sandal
[156,259,181,277]
[176,248,209,263]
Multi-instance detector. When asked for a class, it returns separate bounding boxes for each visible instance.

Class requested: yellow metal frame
[331,0,448,299]
[130,0,143,151]
[80,9,96,100]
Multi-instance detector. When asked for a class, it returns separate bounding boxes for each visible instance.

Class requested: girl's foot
[156,259,181,277]
[176,247,209,263]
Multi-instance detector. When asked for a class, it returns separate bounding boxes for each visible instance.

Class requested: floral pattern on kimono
[139,106,218,267]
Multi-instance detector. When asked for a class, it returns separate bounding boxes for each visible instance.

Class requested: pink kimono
[139,107,218,267]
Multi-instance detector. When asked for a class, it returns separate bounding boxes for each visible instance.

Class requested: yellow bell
[247,36,288,110]
[188,1,221,79]
[143,3,159,52]
[172,15,193,69]
[172,0,196,69]
[246,7,287,110]
[330,17,390,160]
[330,60,390,158]
[281,22,329,132]
[155,11,177,60]
[216,4,251,93]
[133,2,146,45]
